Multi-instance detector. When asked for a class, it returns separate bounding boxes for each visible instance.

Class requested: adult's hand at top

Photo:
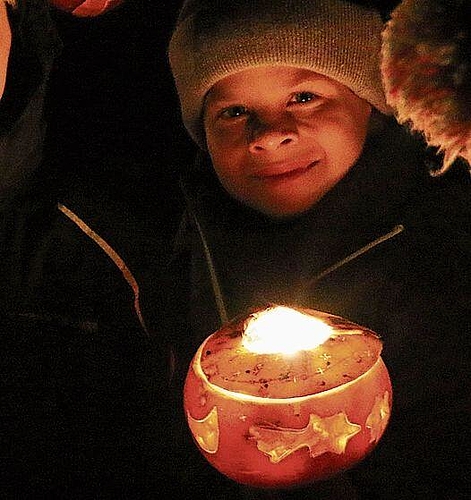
[0,0,12,100]
[49,0,125,17]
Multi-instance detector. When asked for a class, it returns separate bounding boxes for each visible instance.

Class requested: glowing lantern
[184,305,392,489]
[49,0,125,17]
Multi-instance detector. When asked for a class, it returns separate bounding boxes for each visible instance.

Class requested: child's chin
[252,201,315,220]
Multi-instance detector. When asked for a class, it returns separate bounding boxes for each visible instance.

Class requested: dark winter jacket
[164,117,471,499]
[1,182,179,499]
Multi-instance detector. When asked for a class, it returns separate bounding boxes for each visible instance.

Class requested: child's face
[0,1,11,101]
[204,66,372,218]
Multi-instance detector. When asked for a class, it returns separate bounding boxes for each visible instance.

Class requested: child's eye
[220,105,249,119]
[289,92,323,106]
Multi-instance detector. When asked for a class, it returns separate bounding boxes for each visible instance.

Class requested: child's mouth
[254,161,319,181]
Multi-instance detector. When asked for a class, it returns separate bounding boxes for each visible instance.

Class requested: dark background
[44,0,195,217]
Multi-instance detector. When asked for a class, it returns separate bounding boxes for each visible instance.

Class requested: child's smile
[250,159,320,180]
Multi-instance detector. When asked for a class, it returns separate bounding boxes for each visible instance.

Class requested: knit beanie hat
[169,0,391,148]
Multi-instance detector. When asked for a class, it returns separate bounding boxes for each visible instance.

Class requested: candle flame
[242,306,332,355]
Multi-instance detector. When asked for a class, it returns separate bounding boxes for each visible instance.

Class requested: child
[381,0,471,173]
[167,0,470,498]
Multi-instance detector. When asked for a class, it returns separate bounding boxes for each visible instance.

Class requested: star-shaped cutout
[366,391,391,443]
[249,412,361,463]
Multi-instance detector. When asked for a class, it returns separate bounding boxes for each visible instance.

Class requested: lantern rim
[194,306,384,399]
[189,342,387,404]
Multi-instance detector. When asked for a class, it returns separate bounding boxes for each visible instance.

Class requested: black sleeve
[0,0,61,133]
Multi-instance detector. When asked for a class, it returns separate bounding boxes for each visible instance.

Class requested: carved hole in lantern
[242,306,332,354]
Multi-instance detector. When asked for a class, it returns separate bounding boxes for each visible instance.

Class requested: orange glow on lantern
[184,305,392,489]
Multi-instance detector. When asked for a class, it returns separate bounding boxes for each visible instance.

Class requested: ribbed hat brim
[169,0,391,148]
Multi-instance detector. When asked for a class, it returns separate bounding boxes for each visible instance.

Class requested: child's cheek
[208,124,247,154]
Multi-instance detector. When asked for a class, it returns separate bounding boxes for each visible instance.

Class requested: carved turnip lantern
[49,0,125,17]
[184,305,392,489]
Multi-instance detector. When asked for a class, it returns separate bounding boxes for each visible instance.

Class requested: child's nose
[248,117,298,154]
